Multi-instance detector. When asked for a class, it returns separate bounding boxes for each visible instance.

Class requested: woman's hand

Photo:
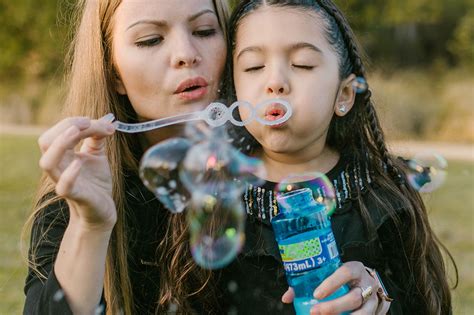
[282,261,388,314]
[38,114,117,231]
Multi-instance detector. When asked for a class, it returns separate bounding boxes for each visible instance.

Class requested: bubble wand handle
[113,112,202,133]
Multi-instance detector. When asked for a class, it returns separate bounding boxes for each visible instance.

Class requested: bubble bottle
[271,188,349,314]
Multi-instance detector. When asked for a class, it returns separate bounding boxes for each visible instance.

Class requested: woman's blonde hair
[23,0,230,313]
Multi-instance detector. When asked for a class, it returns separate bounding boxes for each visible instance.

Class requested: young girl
[218,1,456,314]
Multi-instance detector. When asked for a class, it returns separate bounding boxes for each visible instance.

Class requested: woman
[23,0,230,314]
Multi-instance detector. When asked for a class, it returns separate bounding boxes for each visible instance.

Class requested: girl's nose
[266,73,290,95]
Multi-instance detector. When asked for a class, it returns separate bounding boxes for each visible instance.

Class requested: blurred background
[1,0,472,313]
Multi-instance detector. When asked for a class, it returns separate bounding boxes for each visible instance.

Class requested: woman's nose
[171,36,202,68]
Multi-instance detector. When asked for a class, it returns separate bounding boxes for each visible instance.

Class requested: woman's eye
[194,29,217,37]
[293,64,314,70]
[135,37,163,48]
[244,66,264,72]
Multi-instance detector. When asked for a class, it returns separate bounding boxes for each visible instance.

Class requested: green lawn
[0,134,472,314]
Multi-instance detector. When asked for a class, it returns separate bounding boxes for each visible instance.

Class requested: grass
[0,134,472,313]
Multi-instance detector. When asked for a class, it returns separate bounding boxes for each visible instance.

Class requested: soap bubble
[139,138,192,213]
[180,136,265,195]
[188,192,245,269]
[352,77,368,94]
[406,152,447,193]
[275,172,337,216]
[53,289,65,302]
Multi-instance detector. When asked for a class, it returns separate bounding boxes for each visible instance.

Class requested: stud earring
[338,104,347,113]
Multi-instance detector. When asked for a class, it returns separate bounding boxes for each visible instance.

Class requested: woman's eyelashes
[135,28,217,48]
[135,36,163,48]
[193,28,217,38]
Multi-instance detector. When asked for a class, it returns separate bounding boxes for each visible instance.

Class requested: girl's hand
[282,261,388,315]
[38,115,117,231]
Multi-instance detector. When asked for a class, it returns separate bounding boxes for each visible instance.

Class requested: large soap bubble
[275,172,337,217]
[187,192,245,269]
[139,138,192,213]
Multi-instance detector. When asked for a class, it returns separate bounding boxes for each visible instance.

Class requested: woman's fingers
[39,125,81,181]
[39,115,115,181]
[314,262,364,300]
[310,286,378,315]
[80,116,115,154]
[350,292,379,315]
[55,158,83,198]
[281,287,295,303]
[38,117,91,153]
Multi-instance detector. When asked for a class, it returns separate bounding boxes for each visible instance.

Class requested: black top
[24,155,429,314]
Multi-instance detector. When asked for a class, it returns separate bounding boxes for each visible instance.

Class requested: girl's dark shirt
[24,155,429,314]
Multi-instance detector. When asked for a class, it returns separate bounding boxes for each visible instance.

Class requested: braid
[317,0,366,77]
[316,0,406,182]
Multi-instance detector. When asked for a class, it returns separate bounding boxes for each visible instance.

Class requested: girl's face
[113,0,226,122]
[234,6,354,157]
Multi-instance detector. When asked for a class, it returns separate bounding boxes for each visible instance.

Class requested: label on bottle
[278,230,339,274]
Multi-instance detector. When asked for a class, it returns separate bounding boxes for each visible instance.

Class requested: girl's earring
[338,104,347,114]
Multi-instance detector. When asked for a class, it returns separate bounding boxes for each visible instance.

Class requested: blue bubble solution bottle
[271,188,349,315]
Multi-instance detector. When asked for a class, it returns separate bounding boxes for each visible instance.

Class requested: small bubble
[352,76,368,94]
[169,180,177,189]
[227,280,238,293]
[168,303,178,313]
[228,306,238,315]
[406,152,447,193]
[53,289,65,302]
[94,304,105,315]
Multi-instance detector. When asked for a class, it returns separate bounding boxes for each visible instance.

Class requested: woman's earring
[338,104,347,114]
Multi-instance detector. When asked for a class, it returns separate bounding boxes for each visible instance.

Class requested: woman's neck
[258,144,340,183]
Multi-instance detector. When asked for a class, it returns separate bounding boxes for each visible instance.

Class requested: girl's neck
[258,144,340,183]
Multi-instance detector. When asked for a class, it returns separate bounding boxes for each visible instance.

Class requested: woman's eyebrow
[188,9,216,22]
[127,10,216,31]
[127,19,166,31]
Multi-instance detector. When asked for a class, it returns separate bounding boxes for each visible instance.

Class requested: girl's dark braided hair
[225,1,456,314]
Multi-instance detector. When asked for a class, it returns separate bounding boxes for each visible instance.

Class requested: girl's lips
[264,103,288,127]
[174,77,209,101]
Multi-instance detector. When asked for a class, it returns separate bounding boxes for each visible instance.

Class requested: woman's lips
[174,77,209,101]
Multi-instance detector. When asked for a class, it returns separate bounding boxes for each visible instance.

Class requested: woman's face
[112,0,226,123]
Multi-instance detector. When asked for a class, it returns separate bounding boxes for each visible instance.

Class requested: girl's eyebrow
[236,42,323,60]
[236,46,262,60]
[290,42,323,54]
[126,9,216,31]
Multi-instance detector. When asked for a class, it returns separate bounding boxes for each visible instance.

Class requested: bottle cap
[276,188,316,214]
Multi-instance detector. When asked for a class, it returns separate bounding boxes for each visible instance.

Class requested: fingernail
[100,113,115,123]
[313,289,321,299]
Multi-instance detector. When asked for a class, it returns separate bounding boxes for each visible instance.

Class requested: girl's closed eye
[244,65,264,72]
[135,36,163,48]
[292,64,315,70]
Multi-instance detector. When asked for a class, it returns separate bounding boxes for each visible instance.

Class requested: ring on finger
[357,285,373,304]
